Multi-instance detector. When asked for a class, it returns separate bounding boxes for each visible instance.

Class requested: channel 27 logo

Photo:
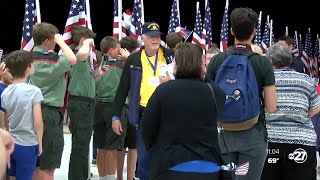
[288,148,307,163]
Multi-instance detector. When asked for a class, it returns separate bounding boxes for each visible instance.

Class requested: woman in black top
[141,43,226,180]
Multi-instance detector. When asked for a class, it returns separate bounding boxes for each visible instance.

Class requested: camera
[101,56,117,70]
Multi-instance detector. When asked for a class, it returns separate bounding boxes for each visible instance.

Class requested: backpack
[215,50,260,131]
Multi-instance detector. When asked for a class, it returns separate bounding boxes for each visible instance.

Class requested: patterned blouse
[266,69,320,146]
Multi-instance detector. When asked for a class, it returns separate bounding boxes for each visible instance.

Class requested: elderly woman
[261,43,320,180]
[141,43,226,180]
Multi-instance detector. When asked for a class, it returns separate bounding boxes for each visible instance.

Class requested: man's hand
[0,62,6,77]
[119,48,130,59]
[112,120,123,135]
[159,71,171,84]
[96,64,110,80]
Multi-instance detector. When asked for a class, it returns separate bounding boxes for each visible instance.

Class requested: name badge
[148,77,160,87]
[159,63,167,77]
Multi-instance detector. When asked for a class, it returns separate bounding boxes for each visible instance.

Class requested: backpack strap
[225,49,259,60]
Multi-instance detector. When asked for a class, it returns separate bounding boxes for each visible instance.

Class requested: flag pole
[295,30,299,53]
[269,19,273,46]
[85,0,92,30]
[35,0,41,23]
[141,0,145,24]
[177,0,181,25]
[118,0,123,40]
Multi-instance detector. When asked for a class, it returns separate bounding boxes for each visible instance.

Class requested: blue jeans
[9,144,38,180]
[136,125,151,180]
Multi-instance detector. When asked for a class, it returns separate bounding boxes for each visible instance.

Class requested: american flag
[191,2,203,48]
[113,0,126,39]
[202,0,213,50]
[168,0,181,33]
[292,32,299,57]
[180,27,193,40]
[298,34,304,56]
[21,0,40,52]
[254,11,262,46]
[301,29,311,75]
[220,0,229,52]
[313,37,319,77]
[130,0,143,40]
[62,0,96,69]
[261,17,270,52]
[235,161,249,176]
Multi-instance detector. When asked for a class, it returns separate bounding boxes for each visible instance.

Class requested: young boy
[1,50,44,180]
[29,22,76,180]
[67,25,96,180]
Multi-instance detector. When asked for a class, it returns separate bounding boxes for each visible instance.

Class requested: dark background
[0,0,318,53]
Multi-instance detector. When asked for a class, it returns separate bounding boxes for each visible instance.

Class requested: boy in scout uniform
[67,25,97,180]
[94,36,127,180]
[30,22,77,180]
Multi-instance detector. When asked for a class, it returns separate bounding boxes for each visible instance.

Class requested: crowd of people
[0,6,320,180]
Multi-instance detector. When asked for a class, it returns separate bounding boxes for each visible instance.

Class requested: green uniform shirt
[68,57,95,98]
[96,60,125,103]
[30,47,71,107]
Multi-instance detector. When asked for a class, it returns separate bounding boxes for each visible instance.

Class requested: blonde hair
[251,44,263,55]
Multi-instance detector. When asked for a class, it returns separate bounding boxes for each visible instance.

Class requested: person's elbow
[68,55,77,65]
[76,51,89,62]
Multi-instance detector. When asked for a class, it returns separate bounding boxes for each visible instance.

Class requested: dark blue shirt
[0,82,7,111]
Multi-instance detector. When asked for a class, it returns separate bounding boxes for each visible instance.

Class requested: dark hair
[32,22,59,45]
[266,42,292,68]
[174,43,203,79]
[100,36,119,54]
[166,32,183,49]
[277,35,295,46]
[71,26,96,46]
[5,50,33,78]
[230,8,258,41]
[120,36,140,53]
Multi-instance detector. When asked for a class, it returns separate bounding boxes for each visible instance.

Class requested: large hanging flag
[201,0,213,50]
[192,2,203,48]
[130,0,144,41]
[21,0,41,52]
[219,0,229,52]
[254,11,262,46]
[113,0,126,39]
[168,0,181,33]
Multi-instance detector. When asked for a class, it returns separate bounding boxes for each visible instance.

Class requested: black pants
[261,142,317,180]
[67,96,95,180]
[154,170,220,180]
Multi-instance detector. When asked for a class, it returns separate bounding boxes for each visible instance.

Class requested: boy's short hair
[100,36,119,54]
[5,50,33,78]
[230,8,258,41]
[277,35,295,46]
[71,26,96,46]
[120,36,140,53]
[166,32,183,49]
[32,22,59,46]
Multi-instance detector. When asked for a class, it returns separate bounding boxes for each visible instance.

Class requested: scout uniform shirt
[30,47,72,107]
